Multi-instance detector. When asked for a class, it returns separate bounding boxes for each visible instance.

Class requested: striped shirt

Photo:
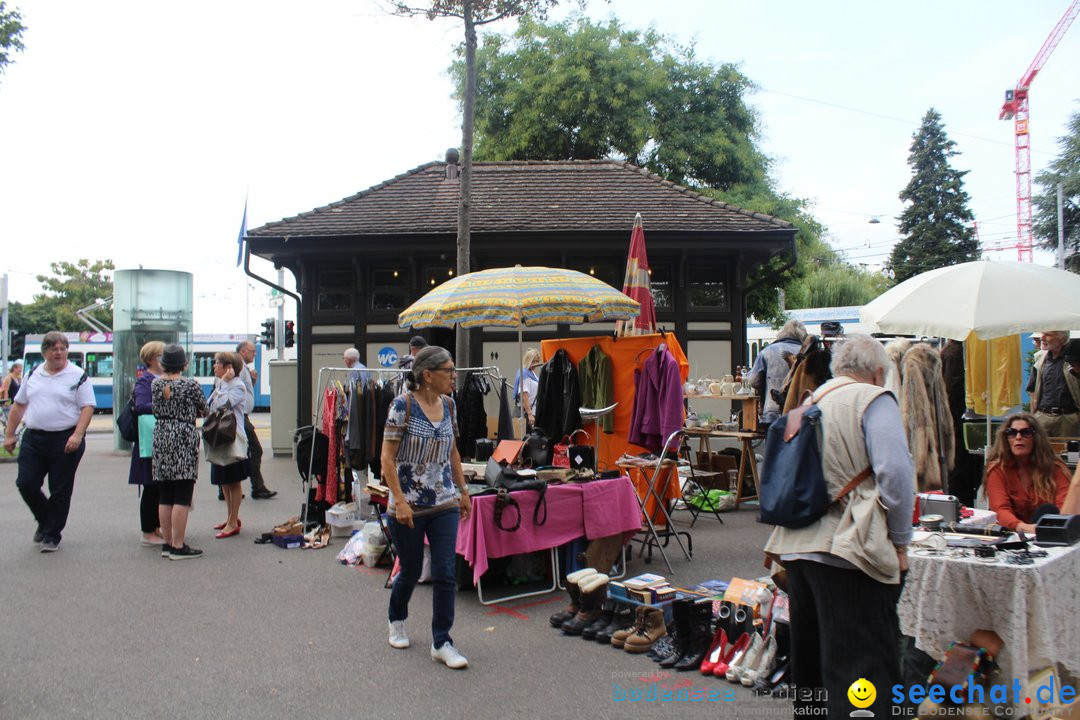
[384,393,459,514]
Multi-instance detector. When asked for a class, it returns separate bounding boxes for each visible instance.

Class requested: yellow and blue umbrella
[398,265,640,329]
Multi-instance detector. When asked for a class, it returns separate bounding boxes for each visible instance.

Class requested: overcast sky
[1,0,1078,333]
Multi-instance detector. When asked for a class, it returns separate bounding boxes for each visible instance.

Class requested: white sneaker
[430,642,468,669]
[388,620,410,649]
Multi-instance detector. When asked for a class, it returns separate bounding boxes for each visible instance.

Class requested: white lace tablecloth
[899,544,1080,699]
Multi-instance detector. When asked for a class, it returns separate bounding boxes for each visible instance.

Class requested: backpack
[757,381,872,529]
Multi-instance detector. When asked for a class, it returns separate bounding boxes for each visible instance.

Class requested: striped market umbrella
[615,213,657,336]
[398,265,640,329]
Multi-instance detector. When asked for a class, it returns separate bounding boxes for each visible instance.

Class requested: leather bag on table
[201,404,237,447]
[474,438,496,462]
[523,428,551,467]
[553,435,572,468]
[567,429,594,470]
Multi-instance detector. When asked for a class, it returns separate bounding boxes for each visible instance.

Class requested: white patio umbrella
[861,260,1080,454]
[860,261,1080,341]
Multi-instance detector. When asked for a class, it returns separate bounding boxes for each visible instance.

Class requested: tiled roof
[248,160,793,237]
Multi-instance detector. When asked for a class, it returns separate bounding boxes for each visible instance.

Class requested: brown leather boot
[561,573,609,635]
[623,607,667,653]
[549,568,596,628]
[611,606,649,649]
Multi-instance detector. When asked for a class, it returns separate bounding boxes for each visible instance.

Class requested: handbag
[474,438,496,462]
[116,393,138,442]
[552,435,572,468]
[203,431,249,466]
[523,428,551,467]
[137,414,157,458]
[202,403,237,447]
[567,429,594,470]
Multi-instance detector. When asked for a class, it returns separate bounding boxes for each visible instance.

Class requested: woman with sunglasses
[984,413,1071,534]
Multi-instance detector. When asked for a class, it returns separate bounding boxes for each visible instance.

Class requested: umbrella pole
[519,323,525,432]
[986,341,991,455]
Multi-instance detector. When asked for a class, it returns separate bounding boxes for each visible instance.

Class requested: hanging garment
[317,387,339,505]
[497,379,515,441]
[535,349,583,440]
[454,371,490,458]
[900,343,955,493]
[628,345,684,454]
[578,344,615,434]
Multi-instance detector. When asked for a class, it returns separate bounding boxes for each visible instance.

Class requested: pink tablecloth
[456,476,642,584]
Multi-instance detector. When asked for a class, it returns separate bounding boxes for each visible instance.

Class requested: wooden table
[681,427,764,508]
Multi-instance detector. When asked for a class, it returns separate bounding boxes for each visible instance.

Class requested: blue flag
[236,199,247,267]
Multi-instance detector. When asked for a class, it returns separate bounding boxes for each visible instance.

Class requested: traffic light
[284,320,295,348]
[260,318,275,348]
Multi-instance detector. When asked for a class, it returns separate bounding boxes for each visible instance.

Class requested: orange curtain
[541,333,689,521]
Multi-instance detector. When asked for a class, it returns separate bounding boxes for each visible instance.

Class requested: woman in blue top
[514,348,542,429]
[380,345,471,669]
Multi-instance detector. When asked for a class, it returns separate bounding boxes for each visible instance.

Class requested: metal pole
[276,268,285,360]
[1,274,8,375]
[1058,182,1066,269]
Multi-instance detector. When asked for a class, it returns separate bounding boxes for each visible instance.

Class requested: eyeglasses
[1004,427,1035,439]
[429,367,457,375]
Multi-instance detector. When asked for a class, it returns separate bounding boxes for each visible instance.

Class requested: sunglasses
[1004,427,1035,439]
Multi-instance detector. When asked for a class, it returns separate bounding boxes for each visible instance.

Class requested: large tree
[0,2,25,78]
[1033,107,1080,271]
[7,259,114,358]
[888,108,979,283]
[389,0,573,366]
[453,16,882,322]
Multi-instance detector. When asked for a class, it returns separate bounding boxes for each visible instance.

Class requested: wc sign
[377,346,399,367]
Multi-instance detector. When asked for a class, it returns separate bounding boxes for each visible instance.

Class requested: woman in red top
[984,412,1070,533]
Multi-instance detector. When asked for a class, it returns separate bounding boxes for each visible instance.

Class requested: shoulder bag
[116,391,138,442]
[202,399,238,448]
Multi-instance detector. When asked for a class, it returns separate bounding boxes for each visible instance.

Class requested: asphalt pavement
[0,425,794,720]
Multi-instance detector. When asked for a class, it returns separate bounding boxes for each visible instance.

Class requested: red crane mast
[998,0,1080,262]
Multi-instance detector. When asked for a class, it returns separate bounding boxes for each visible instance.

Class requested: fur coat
[899,343,955,492]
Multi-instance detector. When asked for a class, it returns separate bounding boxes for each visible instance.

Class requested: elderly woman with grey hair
[380,345,472,669]
[749,318,808,425]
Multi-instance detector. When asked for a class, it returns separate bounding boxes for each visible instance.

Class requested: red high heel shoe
[214,519,241,531]
[699,628,729,675]
[713,632,750,677]
[215,523,241,539]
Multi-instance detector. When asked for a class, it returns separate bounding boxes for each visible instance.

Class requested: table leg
[734,438,760,508]
[475,547,559,606]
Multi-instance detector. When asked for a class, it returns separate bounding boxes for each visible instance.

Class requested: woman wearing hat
[152,344,209,560]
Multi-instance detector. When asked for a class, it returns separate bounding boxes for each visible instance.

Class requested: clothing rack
[302,366,410,530]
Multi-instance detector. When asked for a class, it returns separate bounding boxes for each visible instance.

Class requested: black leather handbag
[523,428,551,467]
[116,393,138,443]
[567,429,595,471]
[474,438,496,462]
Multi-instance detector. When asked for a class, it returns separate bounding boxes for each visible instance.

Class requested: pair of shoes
[431,642,468,669]
[739,634,777,686]
[33,526,44,544]
[140,536,165,547]
[168,544,203,560]
[303,526,331,550]
[254,533,274,545]
[39,539,60,553]
[388,620,410,649]
[215,526,241,539]
[214,519,242,531]
[161,544,175,558]
[252,488,278,499]
[699,628,730,675]
[714,632,751,677]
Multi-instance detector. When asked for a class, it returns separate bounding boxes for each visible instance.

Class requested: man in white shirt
[3,331,96,552]
[344,347,370,384]
[236,340,276,499]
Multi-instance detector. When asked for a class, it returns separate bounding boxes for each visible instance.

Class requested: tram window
[192,352,217,377]
[84,352,113,378]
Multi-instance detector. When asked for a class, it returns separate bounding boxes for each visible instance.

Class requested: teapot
[718,374,735,396]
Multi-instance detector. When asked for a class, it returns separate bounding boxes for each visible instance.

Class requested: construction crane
[999,0,1080,262]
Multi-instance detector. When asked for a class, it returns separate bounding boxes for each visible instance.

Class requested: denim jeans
[387,508,459,649]
[16,428,86,543]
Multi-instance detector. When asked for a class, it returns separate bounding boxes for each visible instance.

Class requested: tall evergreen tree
[888,109,979,283]
[1033,108,1080,271]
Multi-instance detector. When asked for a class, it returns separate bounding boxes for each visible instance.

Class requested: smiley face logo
[848,678,876,709]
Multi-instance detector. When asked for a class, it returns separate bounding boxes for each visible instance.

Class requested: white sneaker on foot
[430,642,468,669]
[388,620,410,649]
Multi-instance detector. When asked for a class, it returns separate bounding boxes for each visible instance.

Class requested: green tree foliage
[0,2,26,78]
[453,16,887,323]
[888,109,979,283]
[457,16,768,190]
[6,260,114,358]
[1033,107,1080,271]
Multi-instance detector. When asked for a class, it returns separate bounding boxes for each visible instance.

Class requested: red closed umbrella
[616,213,657,336]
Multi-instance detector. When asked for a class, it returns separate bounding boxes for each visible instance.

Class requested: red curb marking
[484,595,562,620]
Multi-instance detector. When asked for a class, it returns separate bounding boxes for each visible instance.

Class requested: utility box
[269,360,297,457]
